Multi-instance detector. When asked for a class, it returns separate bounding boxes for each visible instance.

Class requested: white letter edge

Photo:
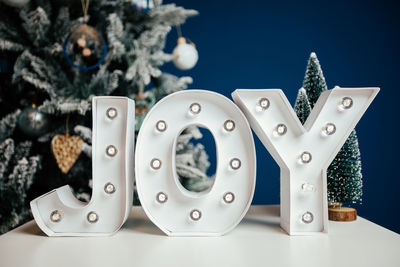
[135,90,256,236]
[232,86,379,235]
[30,96,135,236]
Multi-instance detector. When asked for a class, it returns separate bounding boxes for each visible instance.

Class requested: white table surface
[0,205,399,267]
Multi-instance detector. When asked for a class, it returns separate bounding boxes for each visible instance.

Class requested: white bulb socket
[50,210,63,223]
[257,97,270,111]
[106,107,118,120]
[301,211,314,224]
[104,182,116,194]
[323,123,336,136]
[224,120,235,132]
[150,158,162,170]
[106,145,118,157]
[276,123,287,136]
[300,152,312,164]
[223,192,235,204]
[156,120,167,132]
[156,192,168,204]
[189,103,201,115]
[230,158,241,170]
[190,209,202,221]
[340,97,353,110]
[87,211,99,223]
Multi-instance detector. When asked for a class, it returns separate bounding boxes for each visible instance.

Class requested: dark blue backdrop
[162,0,400,233]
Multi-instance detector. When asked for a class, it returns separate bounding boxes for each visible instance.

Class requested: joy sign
[30,87,379,237]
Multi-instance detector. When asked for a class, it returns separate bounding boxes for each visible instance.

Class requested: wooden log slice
[328,207,357,221]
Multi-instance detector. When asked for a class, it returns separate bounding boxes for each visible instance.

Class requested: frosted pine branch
[74,125,92,143]
[20,7,50,47]
[154,74,193,97]
[0,39,24,51]
[8,156,41,191]
[0,10,24,48]
[39,98,92,115]
[11,141,33,167]
[0,109,21,142]
[176,126,202,151]
[81,142,92,158]
[125,25,173,84]
[150,4,198,26]
[12,51,58,99]
[176,162,207,180]
[90,67,123,95]
[0,139,15,179]
[53,7,74,43]
[192,144,210,173]
[184,177,214,192]
[107,13,125,59]
[47,43,64,56]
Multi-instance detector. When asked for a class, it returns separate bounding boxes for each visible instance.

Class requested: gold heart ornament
[51,134,84,174]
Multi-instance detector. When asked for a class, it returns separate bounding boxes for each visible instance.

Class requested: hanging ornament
[172,37,198,70]
[172,25,198,70]
[52,135,83,174]
[133,84,156,131]
[63,0,107,71]
[17,105,51,137]
[0,0,30,8]
[51,115,83,174]
[132,0,155,13]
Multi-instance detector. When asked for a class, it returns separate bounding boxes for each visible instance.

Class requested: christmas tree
[327,131,362,203]
[302,53,328,108]
[294,52,363,204]
[0,0,212,233]
[293,87,311,125]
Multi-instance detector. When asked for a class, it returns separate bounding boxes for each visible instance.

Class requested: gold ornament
[76,36,87,48]
[135,104,149,116]
[82,47,92,57]
[51,134,84,174]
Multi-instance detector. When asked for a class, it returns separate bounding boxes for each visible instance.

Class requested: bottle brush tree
[294,52,363,205]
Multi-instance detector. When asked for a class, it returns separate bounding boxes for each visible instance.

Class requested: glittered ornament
[63,24,107,71]
[17,106,51,137]
[132,0,155,12]
[172,37,198,70]
[51,134,84,174]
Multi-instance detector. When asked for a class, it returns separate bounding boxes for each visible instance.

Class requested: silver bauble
[18,106,51,137]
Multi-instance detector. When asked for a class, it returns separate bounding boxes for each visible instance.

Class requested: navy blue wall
[162,0,400,233]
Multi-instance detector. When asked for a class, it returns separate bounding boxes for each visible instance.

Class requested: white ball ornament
[172,37,198,70]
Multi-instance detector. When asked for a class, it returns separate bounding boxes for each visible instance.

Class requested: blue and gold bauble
[63,24,107,71]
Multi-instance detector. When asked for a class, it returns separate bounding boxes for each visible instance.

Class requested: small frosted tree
[327,131,363,203]
[294,52,363,204]
[294,87,311,124]
[302,52,328,107]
